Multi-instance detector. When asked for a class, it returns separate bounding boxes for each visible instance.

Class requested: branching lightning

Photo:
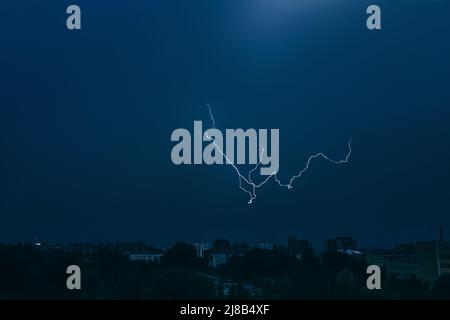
[204,104,352,204]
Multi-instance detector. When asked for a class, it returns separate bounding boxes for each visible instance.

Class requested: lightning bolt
[204,104,351,204]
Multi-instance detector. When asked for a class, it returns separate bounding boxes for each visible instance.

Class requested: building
[209,253,228,267]
[384,253,418,279]
[72,243,100,255]
[213,239,231,252]
[337,249,363,257]
[288,236,313,259]
[249,242,274,251]
[364,240,450,284]
[416,241,450,285]
[129,253,163,263]
[231,243,250,257]
[209,239,232,267]
[288,237,312,252]
[365,250,389,267]
[364,244,418,279]
[72,242,158,256]
[325,237,357,252]
[191,241,210,258]
[335,269,359,288]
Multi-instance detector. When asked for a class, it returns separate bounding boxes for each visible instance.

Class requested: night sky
[1,0,450,249]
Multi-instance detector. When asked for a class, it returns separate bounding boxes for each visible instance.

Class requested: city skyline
[9,228,449,252]
[2,1,450,262]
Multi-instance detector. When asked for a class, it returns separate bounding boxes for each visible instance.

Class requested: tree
[162,242,206,270]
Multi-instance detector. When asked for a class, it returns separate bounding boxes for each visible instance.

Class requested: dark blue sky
[1,0,450,249]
